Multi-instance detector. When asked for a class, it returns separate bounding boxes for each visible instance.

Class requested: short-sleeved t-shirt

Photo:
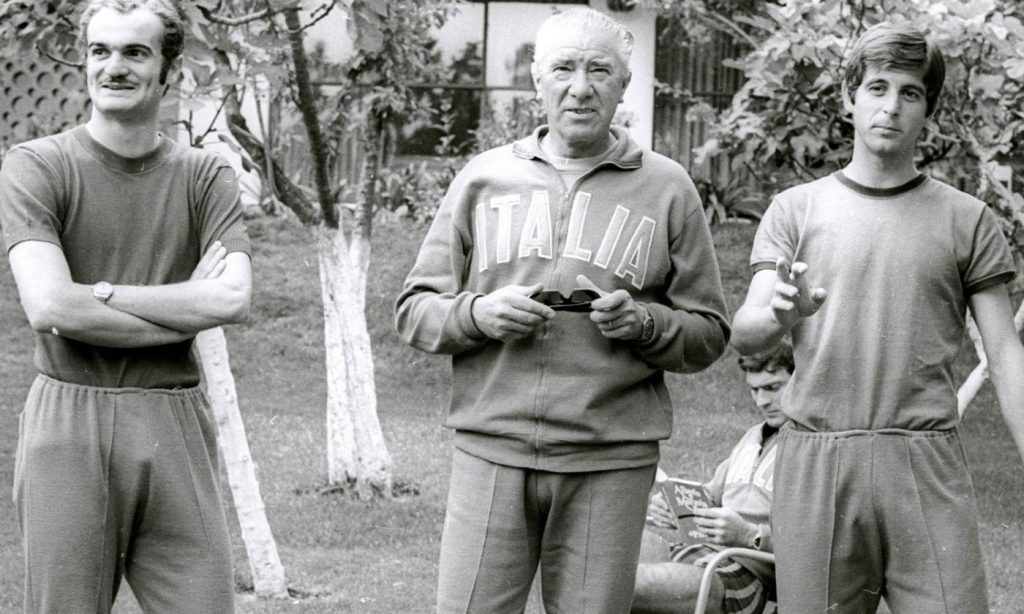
[0,126,250,388]
[751,172,1015,431]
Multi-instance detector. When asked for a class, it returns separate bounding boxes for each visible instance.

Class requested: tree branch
[197,0,302,27]
[225,110,323,226]
[705,11,758,48]
[34,42,82,68]
[210,49,322,226]
[289,2,339,34]
[192,91,233,147]
[284,8,339,228]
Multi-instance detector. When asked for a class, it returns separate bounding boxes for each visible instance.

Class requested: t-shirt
[750,172,1016,431]
[0,126,250,388]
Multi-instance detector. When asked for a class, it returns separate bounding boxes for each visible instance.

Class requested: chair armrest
[694,547,776,614]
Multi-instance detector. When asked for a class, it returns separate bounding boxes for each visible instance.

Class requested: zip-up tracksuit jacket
[396,126,730,473]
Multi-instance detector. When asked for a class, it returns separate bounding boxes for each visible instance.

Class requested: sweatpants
[13,374,234,614]
[772,424,988,614]
[436,447,656,614]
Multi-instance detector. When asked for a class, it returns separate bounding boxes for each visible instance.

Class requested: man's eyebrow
[87,42,154,52]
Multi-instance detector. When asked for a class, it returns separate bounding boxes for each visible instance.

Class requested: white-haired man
[0,1,250,611]
[397,7,728,613]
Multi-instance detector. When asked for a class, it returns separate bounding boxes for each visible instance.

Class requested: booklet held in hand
[661,478,714,548]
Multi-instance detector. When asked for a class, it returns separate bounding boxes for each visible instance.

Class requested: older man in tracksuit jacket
[396,9,729,613]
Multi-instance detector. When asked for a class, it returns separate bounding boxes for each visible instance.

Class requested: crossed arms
[8,239,252,348]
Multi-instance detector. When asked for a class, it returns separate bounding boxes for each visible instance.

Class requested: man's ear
[531,61,542,99]
[620,70,632,103]
[841,80,855,113]
[160,56,183,87]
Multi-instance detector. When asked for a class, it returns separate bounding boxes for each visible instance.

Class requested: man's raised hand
[472,283,555,342]
[772,257,827,329]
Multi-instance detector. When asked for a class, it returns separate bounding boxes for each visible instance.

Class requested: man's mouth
[566,107,596,116]
[102,82,135,91]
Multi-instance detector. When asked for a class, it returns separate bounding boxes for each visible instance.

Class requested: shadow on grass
[294,477,422,499]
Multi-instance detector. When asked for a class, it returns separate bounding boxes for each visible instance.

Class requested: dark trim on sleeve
[965,271,1016,296]
[2,233,62,254]
[751,261,776,275]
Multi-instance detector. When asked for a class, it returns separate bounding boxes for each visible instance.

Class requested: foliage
[397,41,482,157]
[377,160,452,224]
[695,173,763,224]
[378,95,545,225]
[684,0,1024,252]
[646,0,767,49]
[0,0,457,233]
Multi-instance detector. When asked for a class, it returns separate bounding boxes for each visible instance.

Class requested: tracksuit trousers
[13,374,234,614]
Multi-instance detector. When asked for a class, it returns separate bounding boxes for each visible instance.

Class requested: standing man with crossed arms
[0,1,251,611]
[732,22,1024,613]
[397,8,729,613]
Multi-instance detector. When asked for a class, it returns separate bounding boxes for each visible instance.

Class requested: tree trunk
[195,328,288,597]
[316,225,392,495]
[958,298,1024,416]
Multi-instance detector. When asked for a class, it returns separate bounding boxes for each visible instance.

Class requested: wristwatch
[749,527,763,550]
[92,281,114,304]
[635,306,655,342]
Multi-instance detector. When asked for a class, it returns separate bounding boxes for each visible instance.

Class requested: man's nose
[755,390,771,407]
[568,68,593,97]
[105,53,129,75]
[881,91,901,115]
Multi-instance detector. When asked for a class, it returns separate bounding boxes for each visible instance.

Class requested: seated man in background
[632,342,793,614]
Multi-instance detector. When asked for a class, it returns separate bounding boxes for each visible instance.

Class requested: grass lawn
[0,213,1022,613]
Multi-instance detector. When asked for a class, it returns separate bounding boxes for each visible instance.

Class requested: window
[397,1,588,157]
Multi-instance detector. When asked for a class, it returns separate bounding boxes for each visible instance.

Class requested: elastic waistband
[783,422,957,441]
[34,373,204,399]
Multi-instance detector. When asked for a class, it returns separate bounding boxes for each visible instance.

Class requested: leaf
[348,2,385,53]
[1006,58,1024,81]
[733,13,776,33]
[972,73,1005,98]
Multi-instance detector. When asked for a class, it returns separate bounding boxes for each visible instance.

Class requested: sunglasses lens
[570,289,599,302]
[533,289,598,310]
[533,291,561,306]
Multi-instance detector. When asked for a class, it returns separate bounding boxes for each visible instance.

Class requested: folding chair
[693,547,776,614]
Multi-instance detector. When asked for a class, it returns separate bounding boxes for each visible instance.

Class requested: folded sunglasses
[531,288,602,312]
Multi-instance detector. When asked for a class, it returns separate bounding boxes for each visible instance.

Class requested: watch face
[93,281,114,302]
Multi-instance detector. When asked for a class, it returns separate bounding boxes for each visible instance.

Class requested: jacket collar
[512,125,643,170]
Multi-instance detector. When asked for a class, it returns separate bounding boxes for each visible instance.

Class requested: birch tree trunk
[316,225,392,495]
[195,328,288,597]
[958,299,1024,416]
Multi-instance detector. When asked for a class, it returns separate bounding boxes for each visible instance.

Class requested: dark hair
[843,22,945,117]
[738,340,794,375]
[79,0,186,83]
